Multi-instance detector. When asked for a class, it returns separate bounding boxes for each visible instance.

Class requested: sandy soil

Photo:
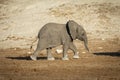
[0,39,120,80]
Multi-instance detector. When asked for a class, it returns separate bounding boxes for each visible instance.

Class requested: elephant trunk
[84,38,89,52]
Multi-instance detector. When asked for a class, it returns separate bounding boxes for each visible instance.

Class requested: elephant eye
[82,33,84,36]
[76,28,78,33]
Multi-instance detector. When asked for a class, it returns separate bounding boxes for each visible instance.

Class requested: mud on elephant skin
[30,20,89,60]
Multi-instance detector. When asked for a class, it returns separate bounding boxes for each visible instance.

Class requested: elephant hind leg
[47,47,55,60]
[30,47,42,61]
[30,55,37,61]
[30,40,43,61]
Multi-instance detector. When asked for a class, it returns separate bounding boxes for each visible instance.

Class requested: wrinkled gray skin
[30,20,89,60]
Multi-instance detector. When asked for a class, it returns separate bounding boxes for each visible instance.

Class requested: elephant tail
[30,37,38,49]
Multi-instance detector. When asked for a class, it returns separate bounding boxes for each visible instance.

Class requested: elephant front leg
[47,47,55,60]
[62,44,69,60]
[69,43,79,59]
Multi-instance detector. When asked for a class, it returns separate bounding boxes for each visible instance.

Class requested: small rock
[102,38,105,40]
[27,51,32,54]
[98,47,103,49]
[14,48,17,50]
[82,52,86,53]
[56,49,63,54]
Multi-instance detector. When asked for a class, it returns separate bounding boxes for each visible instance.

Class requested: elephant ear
[66,20,78,41]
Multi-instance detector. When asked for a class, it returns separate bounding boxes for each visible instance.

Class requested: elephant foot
[62,57,69,60]
[47,57,55,60]
[73,52,79,59]
[30,55,37,61]
[73,55,79,59]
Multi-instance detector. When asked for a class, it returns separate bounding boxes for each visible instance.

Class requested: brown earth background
[0,0,120,80]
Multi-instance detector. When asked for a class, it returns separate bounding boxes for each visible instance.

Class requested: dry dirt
[0,39,120,80]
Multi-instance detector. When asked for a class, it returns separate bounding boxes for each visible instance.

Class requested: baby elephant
[30,20,89,60]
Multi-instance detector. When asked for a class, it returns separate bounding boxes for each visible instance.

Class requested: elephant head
[67,20,89,51]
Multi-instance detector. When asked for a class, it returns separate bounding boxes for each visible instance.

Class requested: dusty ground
[0,39,120,80]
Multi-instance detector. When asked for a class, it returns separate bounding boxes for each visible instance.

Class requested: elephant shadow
[93,52,120,57]
[6,56,47,60]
